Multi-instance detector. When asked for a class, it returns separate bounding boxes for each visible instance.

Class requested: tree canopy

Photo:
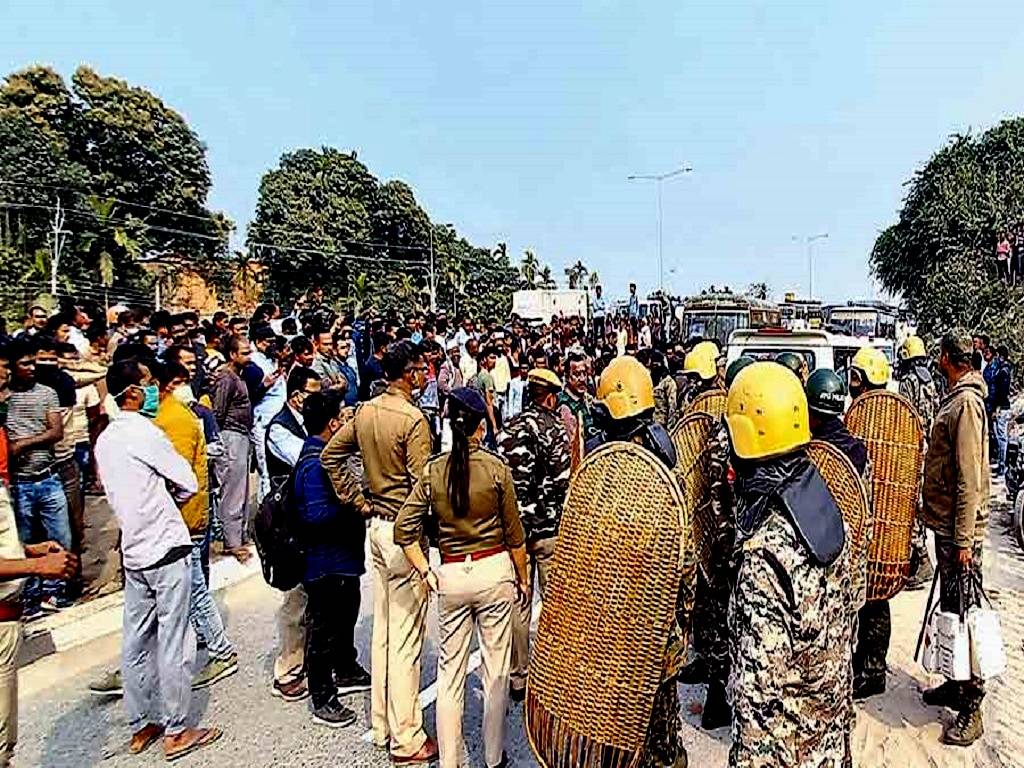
[872,120,1024,351]
[248,147,520,318]
[0,65,230,304]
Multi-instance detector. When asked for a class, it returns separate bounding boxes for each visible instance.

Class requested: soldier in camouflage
[679,341,721,410]
[896,335,939,589]
[680,356,752,730]
[496,367,571,702]
[590,356,688,768]
[726,362,853,768]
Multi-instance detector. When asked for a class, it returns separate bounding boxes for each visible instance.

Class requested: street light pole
[792,232,829,298]
[628,165,692,294]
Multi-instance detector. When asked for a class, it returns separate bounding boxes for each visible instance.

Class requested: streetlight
[792,232,829,299]
[628,165,692,294]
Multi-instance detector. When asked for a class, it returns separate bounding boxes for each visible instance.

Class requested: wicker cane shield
[684,388,727,420]
[806,440,871,603]
[845,390,924,601]
[526,442,689,768]
[670,412,719,579]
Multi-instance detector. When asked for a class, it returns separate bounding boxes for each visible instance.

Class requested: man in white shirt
[250,326,287,500]
[95,360,222,761]
[460,338,480,382]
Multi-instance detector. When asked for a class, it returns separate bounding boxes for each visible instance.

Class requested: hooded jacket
[922,371,989,547]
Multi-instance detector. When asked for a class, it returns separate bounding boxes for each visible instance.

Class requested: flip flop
[129,724,165,755]
[165,727,223,762]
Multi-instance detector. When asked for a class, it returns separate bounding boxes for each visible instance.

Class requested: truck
[511,289,589,325]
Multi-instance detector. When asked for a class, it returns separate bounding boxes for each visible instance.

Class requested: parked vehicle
[726,327,896,382]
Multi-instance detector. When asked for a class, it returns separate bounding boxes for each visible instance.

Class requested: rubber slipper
[165,727,223,762]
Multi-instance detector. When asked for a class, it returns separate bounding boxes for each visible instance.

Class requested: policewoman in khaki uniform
[395,387,529,768]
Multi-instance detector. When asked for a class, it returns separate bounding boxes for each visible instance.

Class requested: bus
[824,301,898,340]
[778,293,824,330]
[682,291,780,347]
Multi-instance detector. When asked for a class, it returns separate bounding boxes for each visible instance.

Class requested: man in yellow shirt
[154,362,238,689]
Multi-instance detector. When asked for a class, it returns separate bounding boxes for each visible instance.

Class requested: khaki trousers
[273,585,307,685]
[0,622,20,768]
[437,553,515,768]
[510,536,556,692]
[369,518,429,757]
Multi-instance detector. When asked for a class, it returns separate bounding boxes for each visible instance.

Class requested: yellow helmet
[597,356,655,420]
[725,361,810,460]
[899,335,927,361]
[851,346,890,386]
[684,341,720,381]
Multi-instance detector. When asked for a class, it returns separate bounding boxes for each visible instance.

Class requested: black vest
[265,404,307,481]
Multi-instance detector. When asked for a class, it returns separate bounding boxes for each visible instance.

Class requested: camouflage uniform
[898,358,939,573]
[729,492,853,767]
[497,401,571,694]
[690,421,735,712]
[653,375,679,430]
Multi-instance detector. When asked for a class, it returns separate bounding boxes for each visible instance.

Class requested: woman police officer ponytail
[395,387,530,768]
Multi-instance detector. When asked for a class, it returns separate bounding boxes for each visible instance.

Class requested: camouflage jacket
[898,361,938,440]
[497,403,571,541]
[653,375,678,430]
[728,504,853,768]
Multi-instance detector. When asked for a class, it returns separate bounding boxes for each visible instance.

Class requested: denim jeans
[188,540,233,661]
[994,409,1010,474]
[12,474,71,606]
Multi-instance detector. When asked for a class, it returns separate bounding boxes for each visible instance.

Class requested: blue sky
[4,0,1023,303]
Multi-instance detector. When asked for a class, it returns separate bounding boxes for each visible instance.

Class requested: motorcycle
[1009,411,1024,550]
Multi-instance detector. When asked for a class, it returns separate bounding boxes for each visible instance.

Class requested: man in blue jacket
[294,391,369,728]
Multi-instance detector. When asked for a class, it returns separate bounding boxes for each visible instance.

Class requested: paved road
[15,479,1024,767]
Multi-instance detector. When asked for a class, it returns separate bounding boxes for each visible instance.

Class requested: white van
[726,328,896,384]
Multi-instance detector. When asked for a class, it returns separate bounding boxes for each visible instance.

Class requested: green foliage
[0,64,230,300]
[872,120,1024,354]
[249,148,520,317]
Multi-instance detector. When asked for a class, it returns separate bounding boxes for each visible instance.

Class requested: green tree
[538,265,557,290]
[0,65,230,297]
[747,282,769,300]
[564,259,589,289]
[872,121,1024,352]
[520,250,539,289]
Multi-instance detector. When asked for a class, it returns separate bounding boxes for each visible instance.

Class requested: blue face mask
[140,384,160,418]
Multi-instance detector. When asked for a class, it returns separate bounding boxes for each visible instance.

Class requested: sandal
[129,724,164,755]
[164,727,223,762]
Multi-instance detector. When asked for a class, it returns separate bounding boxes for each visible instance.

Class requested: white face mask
[172,384,196,405]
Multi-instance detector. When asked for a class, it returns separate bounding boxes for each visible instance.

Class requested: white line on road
[360,650,482,743]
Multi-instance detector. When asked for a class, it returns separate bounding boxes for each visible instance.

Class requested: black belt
[14,467,55,483]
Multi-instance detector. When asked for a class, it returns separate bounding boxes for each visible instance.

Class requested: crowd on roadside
[0,283,1004,766]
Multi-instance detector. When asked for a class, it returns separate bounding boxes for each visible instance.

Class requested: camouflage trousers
[692,566,735,687]
[852,599,890,683]
[935,535,986,706]
[637,680,685,768]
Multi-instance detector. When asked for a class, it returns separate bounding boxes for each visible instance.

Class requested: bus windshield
[685,311,747,346]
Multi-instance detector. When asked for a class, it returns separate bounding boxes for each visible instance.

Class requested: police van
[725,328,896,387]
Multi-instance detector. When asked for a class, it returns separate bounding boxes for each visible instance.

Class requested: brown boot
[941,705,984,747]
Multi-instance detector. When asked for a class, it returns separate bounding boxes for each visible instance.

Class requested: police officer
[847,346,892,700]
[806,369,868,477]
[725,362,853,767]
[395,388,529,768]
[496,368,571,702]
[775,351,810,385]
[897,335,939,590]
[588,356,687,768]
[679,340,721,409]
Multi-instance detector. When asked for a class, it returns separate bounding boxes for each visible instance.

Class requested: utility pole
[628,165,692,294]
[792,232,828,298]
[49,196,69,297]
[429,227,436,313]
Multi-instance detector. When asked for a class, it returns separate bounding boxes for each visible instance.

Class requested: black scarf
[732,452,809,541]
[812,416,867,475]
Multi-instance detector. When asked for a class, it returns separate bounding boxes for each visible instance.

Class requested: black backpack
[250,456,307,591]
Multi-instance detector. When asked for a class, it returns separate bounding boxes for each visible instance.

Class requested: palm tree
[521,250,539,289]
[80,196,142,310]
[588,270,601,291]
[446,259,468,315]
[350,272,370,314]
[538,265,557,290]
[564,259,589,289]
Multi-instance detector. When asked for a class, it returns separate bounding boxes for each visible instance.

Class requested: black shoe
[853,675,886,701]
[677,656,709,685]
[336,664,371,695]
[509,685,526,703]
[922,680,964,710]
[905,557,934,591]
[312,699,357,728]
[700,681,732,730]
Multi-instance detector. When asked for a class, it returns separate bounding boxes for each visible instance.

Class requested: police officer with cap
[679,340,721,409]
[775,351,810,385]
[497,368,571,702]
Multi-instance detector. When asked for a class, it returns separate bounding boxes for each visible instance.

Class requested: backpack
[250,459,306,591]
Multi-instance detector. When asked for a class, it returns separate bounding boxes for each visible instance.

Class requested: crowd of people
[0,286,1001,766]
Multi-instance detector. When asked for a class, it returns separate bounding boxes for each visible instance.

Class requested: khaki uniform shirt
[321,385,432,519]
[0,486,23,602]
[394,441,525,557]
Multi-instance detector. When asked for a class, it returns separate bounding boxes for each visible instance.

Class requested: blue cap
[449,386,486,416]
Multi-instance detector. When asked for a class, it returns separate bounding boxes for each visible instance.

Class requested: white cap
[446,339,460,351]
